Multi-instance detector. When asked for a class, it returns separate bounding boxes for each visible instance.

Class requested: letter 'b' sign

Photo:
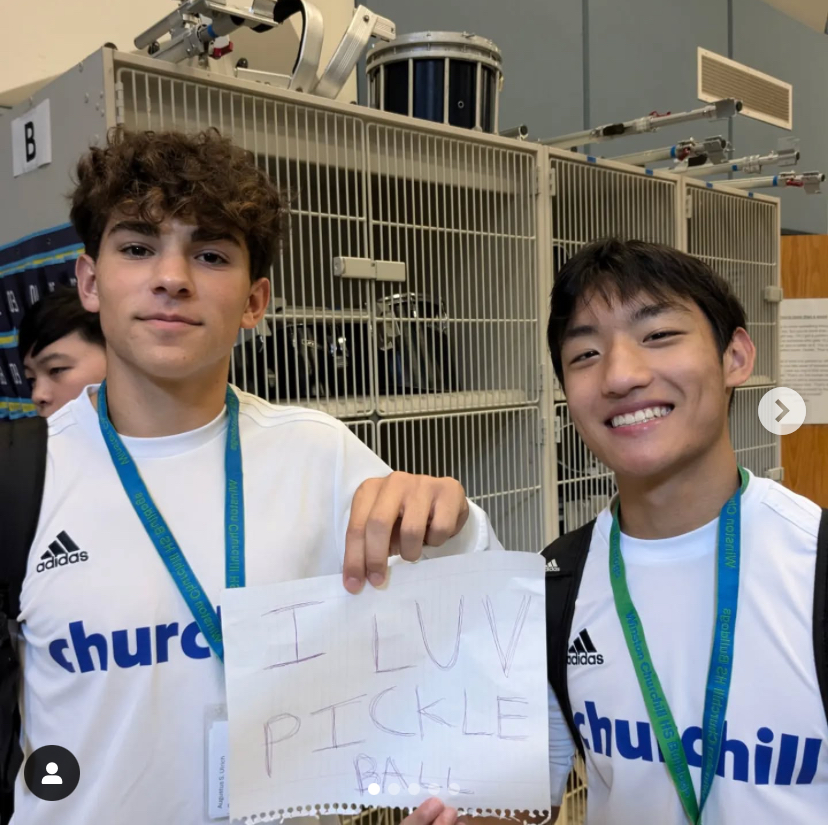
[220,553,551,820]
[12,99,52,177]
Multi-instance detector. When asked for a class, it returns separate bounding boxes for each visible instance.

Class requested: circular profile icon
[23,745,80,801]
[758,387,807,435]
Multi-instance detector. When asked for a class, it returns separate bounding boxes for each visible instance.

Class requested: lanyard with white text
[97,380,245,662]
[609,467,747,824]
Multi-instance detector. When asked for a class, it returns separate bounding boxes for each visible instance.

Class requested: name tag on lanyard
[206,706,230,820]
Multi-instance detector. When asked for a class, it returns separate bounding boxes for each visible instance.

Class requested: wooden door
[780,236,828,507]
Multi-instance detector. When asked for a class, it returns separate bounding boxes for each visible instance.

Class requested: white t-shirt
[13,387,501,824]
[551,472,827,824]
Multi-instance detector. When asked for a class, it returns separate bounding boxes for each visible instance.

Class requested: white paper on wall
[221,551,550,822]
[780,298,828,424]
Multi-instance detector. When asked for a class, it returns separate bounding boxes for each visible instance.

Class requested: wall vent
[698,48,792,130]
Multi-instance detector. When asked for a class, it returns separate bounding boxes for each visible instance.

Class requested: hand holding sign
[221,552,550,821]
[343,472,470,593]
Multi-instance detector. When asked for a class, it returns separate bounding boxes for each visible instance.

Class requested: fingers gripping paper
[221,552,550,822]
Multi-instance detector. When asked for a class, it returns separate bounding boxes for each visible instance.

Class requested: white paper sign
[780,298,828,424]
[11,99,52,177]
[221,552,549,821]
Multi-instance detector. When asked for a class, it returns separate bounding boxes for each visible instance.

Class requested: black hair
[18,286,105,359]
[547,238,747,396]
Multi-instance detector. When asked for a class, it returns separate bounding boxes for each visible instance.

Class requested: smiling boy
[7,128,502,825]
[540,238,827,823]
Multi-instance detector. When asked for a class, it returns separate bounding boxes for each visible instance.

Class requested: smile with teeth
[609,406,674,429]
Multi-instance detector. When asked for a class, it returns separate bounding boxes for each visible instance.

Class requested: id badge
[205,705,230,820]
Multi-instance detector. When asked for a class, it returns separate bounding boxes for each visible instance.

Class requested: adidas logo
[568,628,604,666]
[545,558,560,573]
[36,532,89,574]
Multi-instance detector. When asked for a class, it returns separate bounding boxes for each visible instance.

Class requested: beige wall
[761,0,828,31]
[0,0,357,106]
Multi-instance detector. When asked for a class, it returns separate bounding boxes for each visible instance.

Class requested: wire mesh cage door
[729,385,781,476]
[544,156,681,823]
[347,420,376,452]
[685,182,779,388]
[116,65,375,419]
[547,154,678,403]
[558,752,589,825]
[684,181,782,478]
[553,403,616,537]
[546,153,675,538]
[376,409,544,554]
[366,124,540,417]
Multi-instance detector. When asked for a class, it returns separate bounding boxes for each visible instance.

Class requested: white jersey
[13,387,501,825]
[554,472,827,824]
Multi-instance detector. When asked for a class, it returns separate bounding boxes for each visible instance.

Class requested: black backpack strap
[543,519,595,761]
[0,415,48,804]
[814,508,828,729]
[0,416,48,619]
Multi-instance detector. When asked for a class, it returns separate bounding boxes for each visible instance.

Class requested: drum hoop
[366,48,503,76]
[366,32,502,74]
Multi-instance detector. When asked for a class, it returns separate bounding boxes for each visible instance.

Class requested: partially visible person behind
[19,286,106,417]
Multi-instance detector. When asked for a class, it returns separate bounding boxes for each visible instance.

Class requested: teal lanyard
[97,380,245,662]
[608,467,748,824]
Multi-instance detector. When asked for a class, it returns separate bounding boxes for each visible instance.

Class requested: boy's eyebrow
[107,220,159,238]
[190,227,242,247]
[561,301,690,347]
[561,323,598,346]
[106,222,241,248]
[32,352,72,367]
[629,301,690,323]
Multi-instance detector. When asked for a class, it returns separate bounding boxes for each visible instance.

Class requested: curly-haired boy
[11,128,502,825]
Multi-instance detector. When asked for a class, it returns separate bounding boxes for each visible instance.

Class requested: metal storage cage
[546,162,783,542]
[729,385,781,478]
[367,123,539,417]
[377,408,543,553]
[0,48,784,548]
[545,152,678,538]
[682,178,783,481]
[553,402,615,537]
[347,420,375,451]
[118,64,375,419]
[682,179,780,389]
[547,153,678,404]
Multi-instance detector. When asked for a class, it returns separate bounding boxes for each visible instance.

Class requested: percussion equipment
[366,31,503,133]
[232,294,457,402]
[375,293,458,395]
[232,317,369,402]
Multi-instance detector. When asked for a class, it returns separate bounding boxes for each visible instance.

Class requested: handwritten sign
[221,552,550,821]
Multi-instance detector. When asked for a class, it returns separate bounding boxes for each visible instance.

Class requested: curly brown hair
[69,127,287,281]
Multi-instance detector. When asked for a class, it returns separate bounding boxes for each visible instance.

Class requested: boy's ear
[723,327,755,391]
[240,277,270,330]
[75,255,100,313]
